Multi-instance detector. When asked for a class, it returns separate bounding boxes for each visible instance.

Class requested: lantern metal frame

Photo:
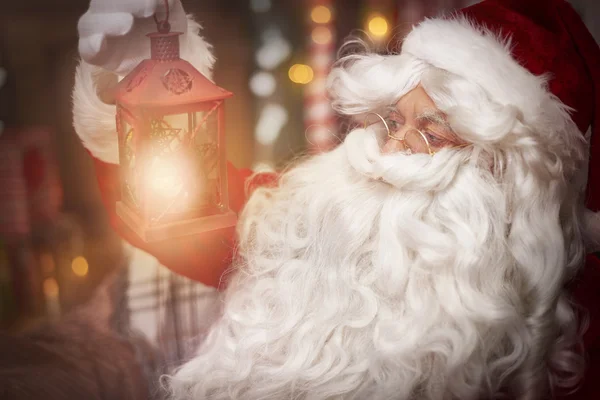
[113,28,236,242]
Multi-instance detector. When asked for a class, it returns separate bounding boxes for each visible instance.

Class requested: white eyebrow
[415,109,450,128]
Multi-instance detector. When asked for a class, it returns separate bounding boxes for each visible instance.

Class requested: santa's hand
[78,0,187,76]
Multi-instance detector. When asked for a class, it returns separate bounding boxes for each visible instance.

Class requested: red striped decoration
[304,0,338,154]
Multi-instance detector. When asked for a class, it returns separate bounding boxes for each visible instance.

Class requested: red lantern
[113,14,236,242]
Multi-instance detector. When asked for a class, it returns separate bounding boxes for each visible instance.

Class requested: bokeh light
[256,30,292,70]
[312,26,332,45]
[71,256,89,277]
[288,64,314,84]
[255,103,288,145]
[367,15,389,37]
[43,278,59,298]
[249,71,277,97]
[311,5,331,24]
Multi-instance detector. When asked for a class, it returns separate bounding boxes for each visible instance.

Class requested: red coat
[91,156,599,399]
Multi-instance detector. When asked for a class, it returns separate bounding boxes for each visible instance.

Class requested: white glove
[78,0,187,76]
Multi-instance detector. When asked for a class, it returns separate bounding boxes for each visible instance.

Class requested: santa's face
[362,85,468,161]
[381,85,460,154]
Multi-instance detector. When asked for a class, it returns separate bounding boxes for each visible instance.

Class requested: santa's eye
[423,131,448,147]
[386,114,404,132]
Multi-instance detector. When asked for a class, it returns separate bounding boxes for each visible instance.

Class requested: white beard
[168,127,582,400]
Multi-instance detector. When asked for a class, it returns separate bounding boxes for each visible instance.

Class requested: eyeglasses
[363,112,467,156]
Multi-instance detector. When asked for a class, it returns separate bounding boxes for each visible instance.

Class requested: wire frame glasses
[363,112,438,155]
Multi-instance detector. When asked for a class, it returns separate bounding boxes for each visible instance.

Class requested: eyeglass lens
[403,130,430,154]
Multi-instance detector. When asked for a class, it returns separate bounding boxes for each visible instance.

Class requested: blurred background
[0,0,598,331]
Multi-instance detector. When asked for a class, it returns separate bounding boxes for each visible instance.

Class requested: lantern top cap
[114,9,233,110]
[114,58,233,109]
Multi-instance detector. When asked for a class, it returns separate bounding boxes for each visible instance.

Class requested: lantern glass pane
[191,108,222,210]
[119,118,139,211]
[144,107,221,225]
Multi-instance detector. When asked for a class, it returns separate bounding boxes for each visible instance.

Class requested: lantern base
[116,201,237,242]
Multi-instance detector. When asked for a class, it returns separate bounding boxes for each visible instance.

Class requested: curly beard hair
[167,113,586,399]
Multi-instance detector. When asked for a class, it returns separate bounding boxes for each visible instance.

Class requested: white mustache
[343,127,468,192]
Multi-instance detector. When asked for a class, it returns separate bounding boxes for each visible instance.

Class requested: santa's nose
[382,138,406,153]
[382,126,409,154]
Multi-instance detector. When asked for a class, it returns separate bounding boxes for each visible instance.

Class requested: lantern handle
[153,0,171,33]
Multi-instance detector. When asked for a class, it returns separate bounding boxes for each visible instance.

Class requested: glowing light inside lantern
[148,157,185,198]
[367,15,389,37]
[72,256,89,277]
[312,26,332,45]
[145,154,198,218]
[288,64,314,84]
[311,5,332,24]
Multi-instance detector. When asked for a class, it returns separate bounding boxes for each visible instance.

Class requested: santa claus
[73,0,600,399]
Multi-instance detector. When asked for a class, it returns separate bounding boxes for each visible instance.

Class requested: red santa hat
[401,0,600,210]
